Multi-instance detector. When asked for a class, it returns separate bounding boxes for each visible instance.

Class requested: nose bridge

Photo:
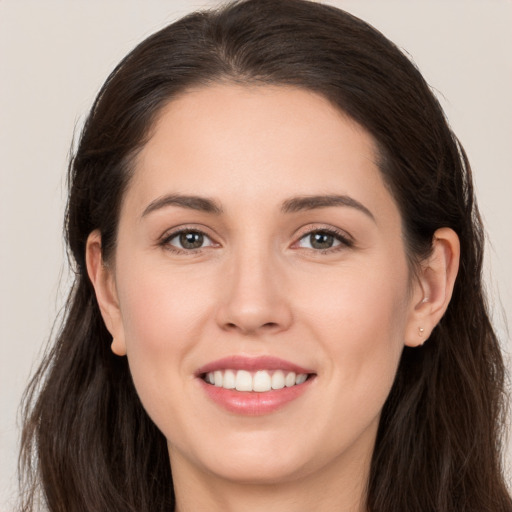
[216,236,292,334]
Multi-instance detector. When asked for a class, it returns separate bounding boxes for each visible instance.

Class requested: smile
[196,356,316,415]
[203,369,309,392]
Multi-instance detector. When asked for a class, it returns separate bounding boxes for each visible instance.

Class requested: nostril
[223,321,279,333]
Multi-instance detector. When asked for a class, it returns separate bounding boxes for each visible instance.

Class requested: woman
[18,0,512,510]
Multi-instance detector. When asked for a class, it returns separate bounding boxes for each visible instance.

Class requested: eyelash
[159,226,354,255]
[160,227,217,254]
[294,227,354,253]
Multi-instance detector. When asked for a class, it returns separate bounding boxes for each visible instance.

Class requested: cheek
[117,260,214,354]
[113,259,219,411]
[113,268,214,442]
[304,255,409,335]
[300,259,410,407]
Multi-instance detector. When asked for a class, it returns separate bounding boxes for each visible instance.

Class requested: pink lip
[196,355,316,416]
[199,380,314,416]
[195,355,314,376]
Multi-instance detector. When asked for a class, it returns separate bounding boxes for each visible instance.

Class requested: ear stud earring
[418,327,425,336]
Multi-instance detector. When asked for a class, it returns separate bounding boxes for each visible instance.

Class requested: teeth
[285,372,296,387]
[271,370,285,390]
[253,370,272,392]
[295,373,307,385]
[235,370,252,391]
[205,369,309,392]
[223,369,236,389]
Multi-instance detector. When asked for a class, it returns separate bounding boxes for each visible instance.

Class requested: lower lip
[199,378,314,416]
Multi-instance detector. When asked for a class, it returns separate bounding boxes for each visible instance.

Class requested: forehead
[125,83,398,225]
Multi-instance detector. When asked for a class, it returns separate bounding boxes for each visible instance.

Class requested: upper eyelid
[158,228,215,253]
[161,225,217,242]
[296,234,352,251]
[294,224,354,243]
[160,228,218,254]
[166,229,212,242]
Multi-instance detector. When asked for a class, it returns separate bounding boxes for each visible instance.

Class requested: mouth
[196,356,316,415]
[201,369,312,392]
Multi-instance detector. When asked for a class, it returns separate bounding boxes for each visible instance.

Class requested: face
[97,84,423,486]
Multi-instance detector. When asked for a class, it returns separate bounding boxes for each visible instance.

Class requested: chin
[168,430,318,485]
[203,453,312,485]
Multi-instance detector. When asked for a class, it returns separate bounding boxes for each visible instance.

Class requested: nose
[215,247,293,336]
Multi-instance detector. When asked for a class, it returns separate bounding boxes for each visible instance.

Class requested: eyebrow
[281,194,375,221]
[141,194,223,217]
[141,193,374,221]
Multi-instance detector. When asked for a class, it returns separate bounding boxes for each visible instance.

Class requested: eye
[163,229,215,251]
[296,229,352,251]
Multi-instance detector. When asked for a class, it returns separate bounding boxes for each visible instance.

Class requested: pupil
[180,232,203,249]
[311,232,333,249]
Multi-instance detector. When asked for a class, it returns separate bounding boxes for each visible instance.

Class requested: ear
[85,230,126,356]
[404,227,460,347]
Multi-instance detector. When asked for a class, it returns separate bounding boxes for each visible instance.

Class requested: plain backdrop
[1,0,511,508]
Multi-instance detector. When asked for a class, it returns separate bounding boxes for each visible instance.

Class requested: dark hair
[19,1,511,510]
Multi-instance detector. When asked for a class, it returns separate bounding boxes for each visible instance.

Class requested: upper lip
[195,355,315,376]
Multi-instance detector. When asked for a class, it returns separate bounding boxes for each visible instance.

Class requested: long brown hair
[19,1,511,510]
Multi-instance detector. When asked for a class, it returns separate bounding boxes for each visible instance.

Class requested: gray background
[1,1,511,508]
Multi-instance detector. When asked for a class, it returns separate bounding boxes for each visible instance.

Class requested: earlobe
[405,227,460,347]
[85,230,127,356]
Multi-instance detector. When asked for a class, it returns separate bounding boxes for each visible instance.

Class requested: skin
[87,84,459,512]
